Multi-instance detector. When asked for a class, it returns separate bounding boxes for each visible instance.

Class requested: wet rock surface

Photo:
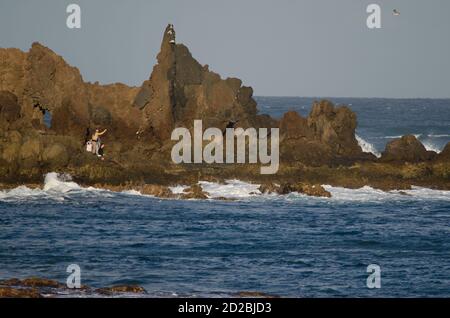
[259,182,332,197]
[95,285,147,296]
[181,184,209,199]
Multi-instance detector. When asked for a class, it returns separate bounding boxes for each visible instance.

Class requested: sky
[0,0,449,98]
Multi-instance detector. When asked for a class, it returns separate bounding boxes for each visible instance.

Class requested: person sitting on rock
[92,128,107,157]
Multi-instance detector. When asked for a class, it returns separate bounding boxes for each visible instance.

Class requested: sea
[0,97,449,297]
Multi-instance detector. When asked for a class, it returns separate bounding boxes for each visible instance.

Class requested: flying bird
[393,9,400,16]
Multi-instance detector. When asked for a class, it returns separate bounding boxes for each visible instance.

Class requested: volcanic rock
[0,287,42,298]
[42,143,69,167]
[436,142,450,162]
[0,91,21,123]
[279,100,372,166]
[381,135,436,162]
[181,184,209,199]
[134,25,261,141]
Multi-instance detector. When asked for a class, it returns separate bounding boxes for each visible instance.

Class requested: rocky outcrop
[86,83,141,140]
[0,287,42,298]
[0,42,140,138]
[134,24,267,141]
[279,101,374,166]
[380,135,436,162]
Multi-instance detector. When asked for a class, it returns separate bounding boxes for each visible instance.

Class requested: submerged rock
[134,25,260,141]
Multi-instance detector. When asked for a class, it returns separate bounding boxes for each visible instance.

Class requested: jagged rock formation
[133,24,275,140]
[0,42,140,138]
[279,101,374,165]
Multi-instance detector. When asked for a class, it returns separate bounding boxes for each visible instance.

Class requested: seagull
[393,9,400,16]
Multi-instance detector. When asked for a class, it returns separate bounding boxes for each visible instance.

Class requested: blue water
[0,98,449,297]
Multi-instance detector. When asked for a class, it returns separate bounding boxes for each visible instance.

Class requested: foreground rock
[0,287,42,298]
[96,285,147,296]
[0,277,282,298]
[0,277,147,298]
[0,277,63,288]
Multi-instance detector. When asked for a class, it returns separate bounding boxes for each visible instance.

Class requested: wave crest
[356,134,381,158]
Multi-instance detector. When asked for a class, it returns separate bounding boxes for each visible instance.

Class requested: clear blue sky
[1,0,449,98]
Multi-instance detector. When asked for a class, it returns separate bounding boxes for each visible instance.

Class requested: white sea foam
[356,134,381,158]
[322,185,450,202]
[1,173,449,203]
[0,173,101,202]
[427,134,450,138]
[167,180,449,202]
[199,180,262,199]
[374,135,403,139]
[43,172,81,192]
[169,185,188,195]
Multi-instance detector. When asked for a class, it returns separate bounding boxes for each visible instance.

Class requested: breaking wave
[1,173,449,203]
[421,140,443,153]
[356,134,381,158]
[171,180,449,202]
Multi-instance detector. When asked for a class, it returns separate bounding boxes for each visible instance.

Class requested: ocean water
[1,98,449,297]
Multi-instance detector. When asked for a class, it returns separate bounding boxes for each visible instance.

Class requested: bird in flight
[393,9,400,16]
